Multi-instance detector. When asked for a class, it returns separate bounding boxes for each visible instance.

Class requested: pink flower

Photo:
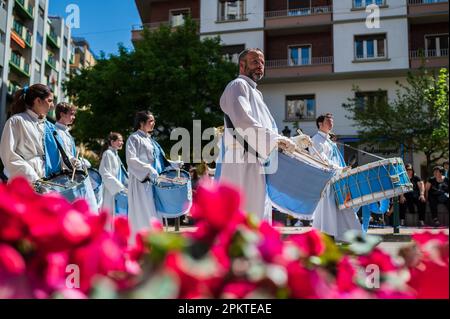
[258,221,283,262]
[221,281,258,299]
[286,261,321,299]
[358,248,397,273]
[336,256,357,293]
[412,231,449,247]
[289,229,325,257]
[0,244,26,275]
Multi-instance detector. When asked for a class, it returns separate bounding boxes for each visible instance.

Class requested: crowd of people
[0,48,447,245]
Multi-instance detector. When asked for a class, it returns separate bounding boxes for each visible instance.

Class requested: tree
[66,18,237,158]
[342,68,449,173]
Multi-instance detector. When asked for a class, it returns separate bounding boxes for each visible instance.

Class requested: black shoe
[433,218,441,228]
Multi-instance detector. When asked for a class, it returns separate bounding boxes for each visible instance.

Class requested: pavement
[165,225,449,242]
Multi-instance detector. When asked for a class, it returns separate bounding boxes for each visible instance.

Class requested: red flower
[258,221,283,262]
[190,181,243,231]
[336,256,357,293]
[286,261,321,299]
[221,281,258,299]
[289,229,325,257]
[412,231,449,247]
[358,248,397,273]
[0,244,26,275]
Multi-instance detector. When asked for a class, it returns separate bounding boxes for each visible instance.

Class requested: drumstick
[177,155,181,179]
[71,150,80,183]
[296,129,329,165]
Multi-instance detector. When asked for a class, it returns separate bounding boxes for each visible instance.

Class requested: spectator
[399,164,427,227]
[443,161,449,178]
[425,166,449,227]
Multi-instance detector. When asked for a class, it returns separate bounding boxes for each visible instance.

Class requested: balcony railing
[46,55,57,70]
[14,0,34,20]
[7,82,22,96]
[12,20,33,47]
[266,56,334,68]
[265,6,332,18]
[410,49,449,58]
[47,29,60,49]
[132,18,200,31]
[9,52,30,77]
[408,0,448,5]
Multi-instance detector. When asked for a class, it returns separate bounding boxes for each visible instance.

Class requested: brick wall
[145,0,200,23]
[409,22,448,50]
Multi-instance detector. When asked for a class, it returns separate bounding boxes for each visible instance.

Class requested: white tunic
[310,131,361,242]
[0,110,46,182]
[55,122,76,160]
[99,147,127,218]
[219,75,279,222]
[126,130,160,239]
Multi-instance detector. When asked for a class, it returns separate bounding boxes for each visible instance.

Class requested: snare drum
[114,191,128,216]
[152,169,192,218]
[331,158,413,210]
[265,151,335,217]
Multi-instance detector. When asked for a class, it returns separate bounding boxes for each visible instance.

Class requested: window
[39,6,45,19]
[170,9,190,27]
[218,0,245,22]
[221,44,245,63]
[35,61,41,72]
[425,34,449,57]
[355,91,387,110]
[36,32,43,45]
[1,0,7,10]
[63,36,68,47]
[353,0,384,8]
[0,30,5,44]
[289,45,311,66]
[354,34,386,60]
[286,95,316,121]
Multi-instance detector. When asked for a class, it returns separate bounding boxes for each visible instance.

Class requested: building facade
[70,37,96,76]
[0,0,75,129]
[134,0,448,172]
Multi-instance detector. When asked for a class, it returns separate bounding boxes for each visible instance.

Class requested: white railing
[410,49,449,58]
[266,56,333,68]
[132,18,200,31]
[408,0,448,5]
[265,6,332,18]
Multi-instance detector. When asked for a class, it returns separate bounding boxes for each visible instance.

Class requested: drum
[331,158,413,210]
[114,191,128,216]
[265,151,335,218]
[88,168,103,207]
[35,171,93,204]
[152,169,192,218]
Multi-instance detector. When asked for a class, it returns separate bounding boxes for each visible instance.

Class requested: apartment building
[134,0,448,171]
[70,37,96,76]
[0,0,74,129]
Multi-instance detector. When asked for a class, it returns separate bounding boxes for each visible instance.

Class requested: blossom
[289,229,325,257]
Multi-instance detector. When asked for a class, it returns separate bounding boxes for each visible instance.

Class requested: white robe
[55,122,76,164]
[0,110,47,182]
[99,147,127,224]
[219,75,279,222]
[126,130,160,239]
[310,131,361,242]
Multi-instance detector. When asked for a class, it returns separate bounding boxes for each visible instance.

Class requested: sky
[49,0,142,57]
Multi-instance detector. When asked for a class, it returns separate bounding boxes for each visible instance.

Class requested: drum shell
[36,172,91,203]
[114,191,128,216]
[88,168,103,207]
[332,158,413,210]
[152,169,192,218]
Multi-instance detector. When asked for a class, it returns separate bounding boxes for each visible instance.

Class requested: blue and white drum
[88,168,103,207]
[331,157,413,210]
[153,169,192,218]
[266,151,335,218]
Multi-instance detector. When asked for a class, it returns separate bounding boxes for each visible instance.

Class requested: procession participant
[126,111,183,239]
[218,48,296,223]
[99,132,128,228]
[54,102,81,169]
[0,84,62,183]
[309,113,361,242]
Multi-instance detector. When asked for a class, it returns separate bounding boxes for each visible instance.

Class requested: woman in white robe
[310,114,361,242]
[99,132,127,228]
[0,84,59,183]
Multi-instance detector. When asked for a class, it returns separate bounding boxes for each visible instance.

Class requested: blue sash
[44,121,62,178]
[330,142,346,168]
[151,139,169,174]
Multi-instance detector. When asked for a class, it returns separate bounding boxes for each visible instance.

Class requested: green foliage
[342,68,449,172]
[66,18,237,157]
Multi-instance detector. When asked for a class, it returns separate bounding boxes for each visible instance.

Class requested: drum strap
[224,114,262,160]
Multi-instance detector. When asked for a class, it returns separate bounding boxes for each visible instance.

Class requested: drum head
[157,169,190,189]
[88,168,103,191]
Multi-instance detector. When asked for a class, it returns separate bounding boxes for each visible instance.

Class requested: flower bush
[0,177,448,299]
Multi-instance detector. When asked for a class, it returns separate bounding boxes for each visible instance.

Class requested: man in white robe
[219,48,296,222]
[310,113,361,242]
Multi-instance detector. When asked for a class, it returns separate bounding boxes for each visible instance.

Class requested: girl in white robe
[99,132,127,228]
[0,84,59,183]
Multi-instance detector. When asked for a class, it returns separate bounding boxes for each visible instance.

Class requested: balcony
[47,29,60,49]
[11,20,33,48]
[265,6,332,31]
[46,55,58,71]
[265,56,333,80]
[408,0,449,20]
[410,49,449,68]
[131,18,200,42]
[14,0,34,20]
[9,52,30,77]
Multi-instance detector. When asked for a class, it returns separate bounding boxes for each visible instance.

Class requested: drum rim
[154,169,191,190]
[330,157,405,183]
